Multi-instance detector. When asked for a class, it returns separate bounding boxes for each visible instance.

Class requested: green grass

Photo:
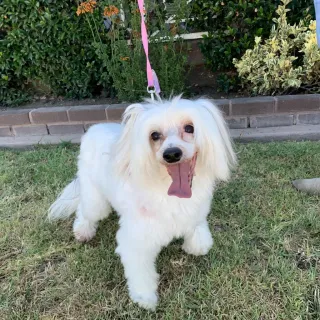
[1,141,320,319]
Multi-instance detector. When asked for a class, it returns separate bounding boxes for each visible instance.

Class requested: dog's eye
[151,132,161,141]
[184,125,194,134]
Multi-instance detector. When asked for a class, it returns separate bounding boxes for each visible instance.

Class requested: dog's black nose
[163,147,183,163]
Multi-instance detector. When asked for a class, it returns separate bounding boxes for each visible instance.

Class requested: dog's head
[114,96,236,198]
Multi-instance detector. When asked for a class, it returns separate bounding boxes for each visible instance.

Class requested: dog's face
[114,97,236,198]
[147,112,197,198]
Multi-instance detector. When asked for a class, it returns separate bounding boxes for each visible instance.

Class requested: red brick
[212,99,230,116]
[0,126,12,137]
[250,114,294,128]
[0,109,31,126]
[107,104,128,121]
[30,107,68,124]
[296,112,320,125]
[48,123,84,135]
[231,97,275,116]
[225,117,248,129]
[276,95,320,113]
[12,125,48,136]
[68,105,107,122]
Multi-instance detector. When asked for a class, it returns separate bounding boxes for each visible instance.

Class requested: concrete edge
[1,125,319,149]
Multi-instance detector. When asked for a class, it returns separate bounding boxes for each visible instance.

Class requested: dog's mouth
[166,153,197,198]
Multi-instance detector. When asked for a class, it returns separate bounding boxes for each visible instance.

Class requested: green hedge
[0,0,316,105]
[191,0,315,73]
[0,0,111,106]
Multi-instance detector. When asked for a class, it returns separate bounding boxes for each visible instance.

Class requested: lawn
[1,141,320,319]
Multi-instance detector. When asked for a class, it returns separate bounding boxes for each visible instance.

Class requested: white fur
[293,178,320,194]
[48,96,236,310]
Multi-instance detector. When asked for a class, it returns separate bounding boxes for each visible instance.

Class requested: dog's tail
[292,178,320,195]
[48,177,80,220]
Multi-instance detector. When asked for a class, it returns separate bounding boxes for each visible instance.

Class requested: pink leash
[137,0,161,100]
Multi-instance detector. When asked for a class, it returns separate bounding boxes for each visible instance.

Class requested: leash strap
[315,0,320,47]
[137,0,161,99]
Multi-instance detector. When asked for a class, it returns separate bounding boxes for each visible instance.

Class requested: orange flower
[120,57,130,61]
[104,5,119,17]
[76,0,97,16]
[132,30,141,38]
[133,8,146,14]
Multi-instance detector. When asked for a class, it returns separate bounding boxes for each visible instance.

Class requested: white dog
[48,96,236,310]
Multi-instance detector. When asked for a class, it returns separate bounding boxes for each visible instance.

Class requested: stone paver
[12,125,48,136]
[0,126,12,137]
[231,97,275,116]
[47,123,84,135]
[296,112,320,125]
[0,109,31,126]
[68,105,107,122]
[276,94,320,113]
[226,117,248,129]
[30,107,69,124]
[250,114,294,128]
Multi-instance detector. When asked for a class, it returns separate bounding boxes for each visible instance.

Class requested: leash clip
[147,86,156,101]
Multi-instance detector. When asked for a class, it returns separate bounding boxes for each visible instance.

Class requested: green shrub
[0,0,111,106]
[86,0,188,101]
[0,0,189,105]
[233,0,320,95]
[190,0,314,73]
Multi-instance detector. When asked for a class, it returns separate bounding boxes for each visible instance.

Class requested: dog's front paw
[73,218,97,242]
[129,290,158,311]
[183,224,213,256]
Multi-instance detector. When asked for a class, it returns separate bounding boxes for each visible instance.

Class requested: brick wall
[1,95,320,137]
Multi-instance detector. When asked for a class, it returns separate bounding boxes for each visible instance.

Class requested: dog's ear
[114,103,144,178]
[194,99,237,182]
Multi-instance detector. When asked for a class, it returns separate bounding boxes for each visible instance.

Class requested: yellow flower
[120,57,130,61]
[76,0,96,16]
[309,20,316,31]
[104,5,120,17]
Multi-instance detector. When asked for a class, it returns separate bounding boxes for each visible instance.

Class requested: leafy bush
[0,0,189,105]
[82,0,189,101]
[190,0,314,73]
[0,0,111,106]
[233,0,320,95]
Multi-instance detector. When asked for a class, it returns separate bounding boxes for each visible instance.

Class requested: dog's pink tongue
[167,162,192,198]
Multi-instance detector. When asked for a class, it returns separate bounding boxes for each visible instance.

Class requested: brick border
[1,95,320,137]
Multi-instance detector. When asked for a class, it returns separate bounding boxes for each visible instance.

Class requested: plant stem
[92,14,102,43]
[85,14,97,42]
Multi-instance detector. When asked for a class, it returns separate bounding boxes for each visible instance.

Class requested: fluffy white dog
[48,96,236,310]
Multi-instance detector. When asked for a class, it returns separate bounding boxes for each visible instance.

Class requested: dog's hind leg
[73,176,111,242]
